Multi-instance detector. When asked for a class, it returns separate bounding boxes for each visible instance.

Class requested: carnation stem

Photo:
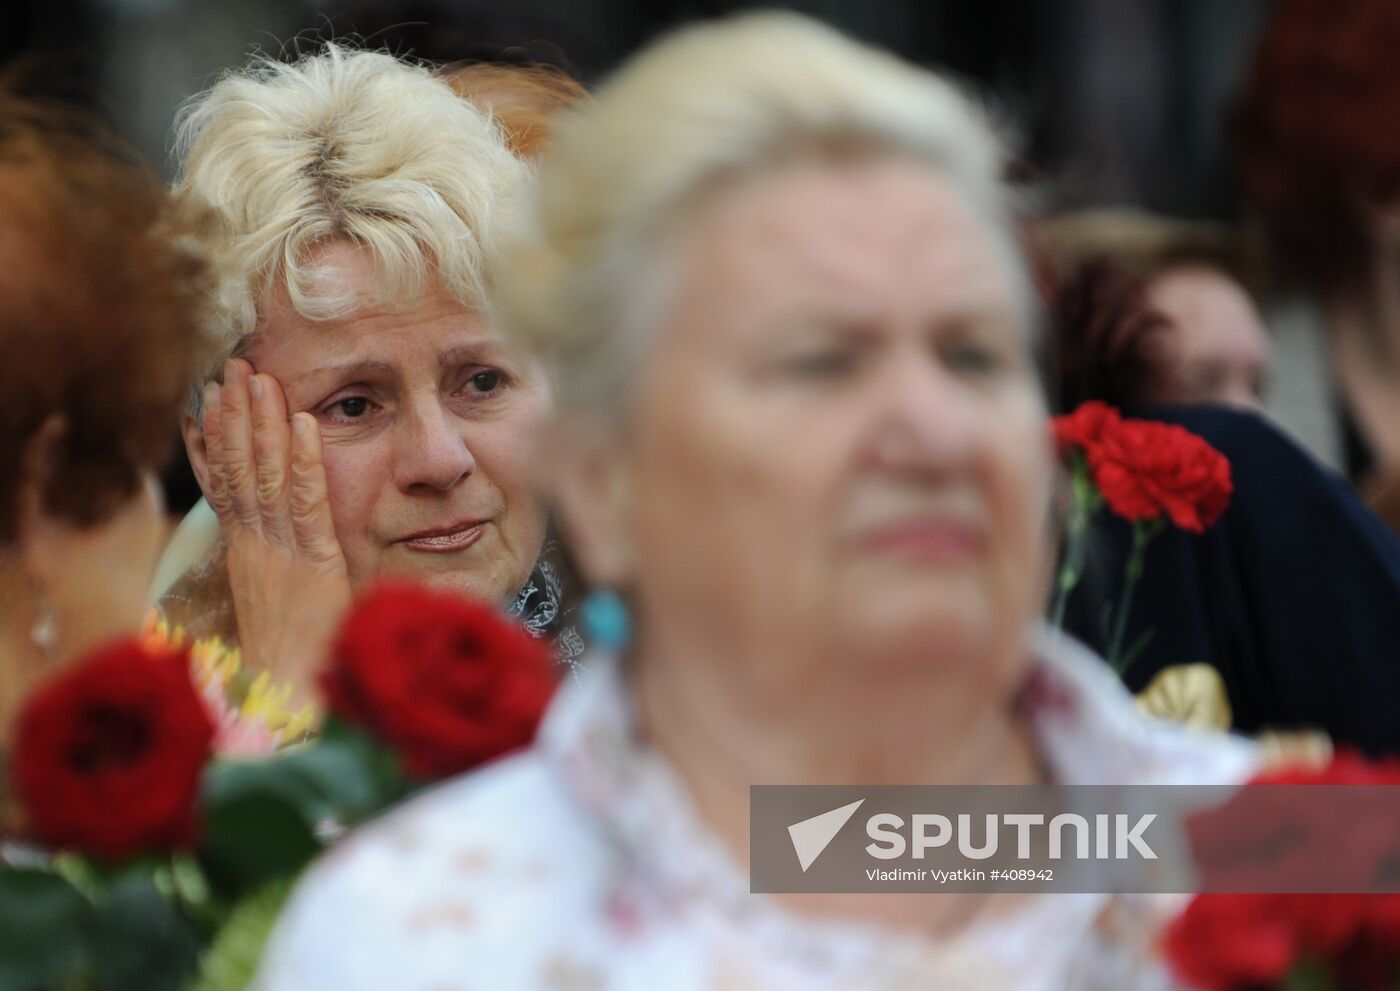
[1106,518,1163,674]
[1050,453,1099,630]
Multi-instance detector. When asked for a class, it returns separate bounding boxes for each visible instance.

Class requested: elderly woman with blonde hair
[158,48,579,700]
[256,14,1252,989]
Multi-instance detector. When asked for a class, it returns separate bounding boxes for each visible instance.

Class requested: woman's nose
[393,399,476,492]
[865,358,981,472]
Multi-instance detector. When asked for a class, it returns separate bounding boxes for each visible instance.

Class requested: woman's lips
[852,520,987,561]
[398,521,487,553]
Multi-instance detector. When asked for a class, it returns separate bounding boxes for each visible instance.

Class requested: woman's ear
[547,422,636,589]
[182,408,211,496]
[15,414,69,585]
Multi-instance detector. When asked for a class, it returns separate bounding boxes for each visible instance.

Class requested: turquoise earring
[581,589,631,652]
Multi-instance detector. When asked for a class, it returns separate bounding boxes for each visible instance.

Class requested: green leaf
[0,868,92,991]
[1281,959,1335,991]
[197,763,322,896]
[273,740,392,826]
[189,877,296,991]
[171,854,211,911]
[51,854,106,902]
[83,874,199,991]
[301,718,411,813]
[196,720,413,899]
[316,715,368,749]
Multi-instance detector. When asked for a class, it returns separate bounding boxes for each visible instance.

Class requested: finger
[201,382,233,519]
[250,373,294,542]
[289,413,342,565]
[220,359,260,527]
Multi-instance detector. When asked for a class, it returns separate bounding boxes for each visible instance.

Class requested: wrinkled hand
[202,359,351,704]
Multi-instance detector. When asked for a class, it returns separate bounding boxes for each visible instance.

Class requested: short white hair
[174,44,526,387]
[495,11,1029,415]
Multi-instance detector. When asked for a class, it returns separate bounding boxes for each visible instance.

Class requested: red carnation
[1168,754,1400,990]
[1086,418,1233,533]
[1168,893,1400,990]
[1251,749,1400,787]
[1165,892,1298,991]
[11,637,215,862]
[1051,400,1122,456]
[1051,402,1233,533]
[322,582,558,780]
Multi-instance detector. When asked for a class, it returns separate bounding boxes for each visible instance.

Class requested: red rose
[322,582,558,780]
[11,637,215,862]
[1086,418,1233,533]
[1051,400,1122,456]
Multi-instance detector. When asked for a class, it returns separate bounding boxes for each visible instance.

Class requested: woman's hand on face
[202,358,352,701]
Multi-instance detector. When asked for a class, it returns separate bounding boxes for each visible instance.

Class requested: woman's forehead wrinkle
[290,360,399,388]
[438,342,498,368]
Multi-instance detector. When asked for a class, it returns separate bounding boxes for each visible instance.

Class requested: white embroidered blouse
[254,629,1254,991]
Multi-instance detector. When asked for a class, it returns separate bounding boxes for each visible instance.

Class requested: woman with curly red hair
[440,61,586,159]
[1234,0,1400,492]
[0,89,213,739]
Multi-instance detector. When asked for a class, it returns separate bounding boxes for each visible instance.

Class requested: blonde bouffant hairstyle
[494,11,1023,415]
[174,45,526,391]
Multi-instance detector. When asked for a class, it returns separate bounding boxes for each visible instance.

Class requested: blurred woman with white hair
[256,14,1252,989]
[159,47,577,701]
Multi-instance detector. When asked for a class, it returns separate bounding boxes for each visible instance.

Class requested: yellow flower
[143,612,315,749]
[242,671,317,744]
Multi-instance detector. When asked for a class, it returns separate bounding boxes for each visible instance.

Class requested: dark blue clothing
[1060,405,1400,755]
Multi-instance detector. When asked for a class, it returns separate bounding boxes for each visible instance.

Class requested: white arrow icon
[788,799,865,872]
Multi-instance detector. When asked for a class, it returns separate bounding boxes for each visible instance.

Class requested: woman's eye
[323,396,375,421]
[469,370,502,393]
[944,343,1004,375]
[781,351,856,379]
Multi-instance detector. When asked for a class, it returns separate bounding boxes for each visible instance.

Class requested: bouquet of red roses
[1050,401,1234,672]
[0,582,556,991]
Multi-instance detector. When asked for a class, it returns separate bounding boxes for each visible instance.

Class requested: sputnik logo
[788,799,865,872]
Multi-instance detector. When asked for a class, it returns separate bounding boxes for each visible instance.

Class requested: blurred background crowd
[3,0,1274,219]
[7,0,1398,525]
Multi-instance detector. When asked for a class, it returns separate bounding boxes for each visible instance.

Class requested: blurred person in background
[1036,209,1272,414]
[1041,220,1400,755]
[0,86,212,740]
[1234,0,1400,509]
[1146,263,1271,413]
[1039,254,1176,415]
[158,49,582,705]
[255,15,1252,989]
[440,61,586,159]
